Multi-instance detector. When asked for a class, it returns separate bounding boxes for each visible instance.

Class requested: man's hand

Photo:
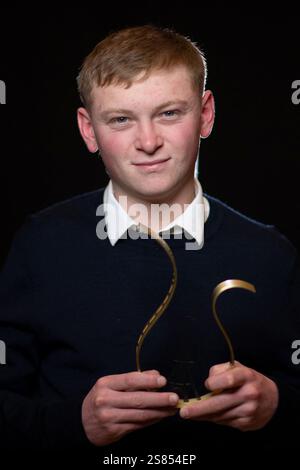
[179,361,279,431]
[82,370,179,446]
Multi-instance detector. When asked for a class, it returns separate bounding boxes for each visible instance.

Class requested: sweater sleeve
[262,249,300,443]
[0,220,90,450]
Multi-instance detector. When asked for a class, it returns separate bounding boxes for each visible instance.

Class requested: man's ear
[77,107,98,153]
[200,90,215,139]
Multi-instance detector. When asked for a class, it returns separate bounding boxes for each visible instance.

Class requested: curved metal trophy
[135,224,256,408]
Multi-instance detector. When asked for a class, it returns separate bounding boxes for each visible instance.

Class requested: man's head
[77,25,207,110]
[77,25,215,206]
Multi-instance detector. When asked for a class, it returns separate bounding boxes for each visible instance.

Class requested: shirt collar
[103,179,210,247]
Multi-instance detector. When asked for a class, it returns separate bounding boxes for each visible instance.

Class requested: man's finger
[142,370,161,376]
[208,362,233,376]
[103,407,178,424]
[96,371,167,392]
[95,389,179,409]
[179,390,243,419]
[205,363,249,391]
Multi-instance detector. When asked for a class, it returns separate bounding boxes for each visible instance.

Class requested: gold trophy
[135,225,256,408]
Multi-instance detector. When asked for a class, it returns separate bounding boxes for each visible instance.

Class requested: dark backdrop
[0,7,299,265]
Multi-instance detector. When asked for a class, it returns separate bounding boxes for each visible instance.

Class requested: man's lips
[133,157,171,166]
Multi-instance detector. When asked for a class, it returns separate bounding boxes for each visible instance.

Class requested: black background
[0,7,299,265]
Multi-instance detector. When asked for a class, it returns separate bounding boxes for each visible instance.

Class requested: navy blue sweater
[0,188,299,457]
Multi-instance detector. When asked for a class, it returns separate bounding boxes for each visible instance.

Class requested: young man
[0,25,299,456]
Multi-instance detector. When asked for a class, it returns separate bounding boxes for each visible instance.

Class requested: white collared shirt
[103,179,210,248]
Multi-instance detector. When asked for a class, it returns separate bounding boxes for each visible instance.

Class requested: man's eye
[111,116,129,124]
[162,110,179,118]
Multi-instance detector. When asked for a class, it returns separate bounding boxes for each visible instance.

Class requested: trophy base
[176,389,223,408]
[166,359,223,408]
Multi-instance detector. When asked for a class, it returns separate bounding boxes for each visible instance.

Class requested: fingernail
[157,376,167,387]
[169,394,178,405]
[180,407,189,418]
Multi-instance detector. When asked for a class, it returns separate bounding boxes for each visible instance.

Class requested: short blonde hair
[77,25,207,108]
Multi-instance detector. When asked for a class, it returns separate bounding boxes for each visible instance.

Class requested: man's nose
[134,121,163,154]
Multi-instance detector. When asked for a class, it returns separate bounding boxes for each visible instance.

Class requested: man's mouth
[133,157,171,170]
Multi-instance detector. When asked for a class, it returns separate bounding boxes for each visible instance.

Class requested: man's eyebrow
[98,108,134,120]
[97,100,190,119]
[153,100,190,112]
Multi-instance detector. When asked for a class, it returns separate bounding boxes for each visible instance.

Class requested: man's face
[78,66,214,203]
